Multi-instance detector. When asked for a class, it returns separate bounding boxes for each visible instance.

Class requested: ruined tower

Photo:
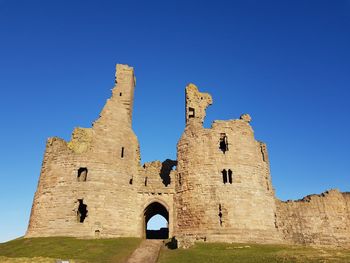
[27,64,142,237]
[174,84,280,246]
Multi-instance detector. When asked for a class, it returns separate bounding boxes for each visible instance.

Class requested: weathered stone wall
[26,64,175,239]
[174,84,281,246]
[137,160,176,237]
[276,190,350,248]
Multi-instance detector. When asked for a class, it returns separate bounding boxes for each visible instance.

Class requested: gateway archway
[144,201,169,239]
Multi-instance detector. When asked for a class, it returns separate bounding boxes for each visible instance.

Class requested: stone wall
[276,190,350,248]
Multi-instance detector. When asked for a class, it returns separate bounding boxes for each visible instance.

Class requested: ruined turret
[185,83,212,126]
[175,83,281,247]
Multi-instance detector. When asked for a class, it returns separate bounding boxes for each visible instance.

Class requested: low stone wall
[276,189,350,248]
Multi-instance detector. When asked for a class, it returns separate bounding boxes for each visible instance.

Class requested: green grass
[2,238,350,263]
[0,237,141,263]
[159,242,350,263]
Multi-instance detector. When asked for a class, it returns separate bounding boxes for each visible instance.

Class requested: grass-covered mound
[159,242,350,263]
[0,237,140,263]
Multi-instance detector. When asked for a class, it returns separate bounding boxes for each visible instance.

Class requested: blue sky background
[0,0,349,242]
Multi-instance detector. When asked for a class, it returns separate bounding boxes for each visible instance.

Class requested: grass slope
[159,242,350,263]
[0,237,140,263]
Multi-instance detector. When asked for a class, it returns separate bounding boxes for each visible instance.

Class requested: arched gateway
[143,201,169,239]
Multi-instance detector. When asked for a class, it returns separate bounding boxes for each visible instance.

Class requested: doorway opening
[144,202,169,239]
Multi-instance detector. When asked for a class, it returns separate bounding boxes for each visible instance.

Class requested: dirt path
[126,240,163,263]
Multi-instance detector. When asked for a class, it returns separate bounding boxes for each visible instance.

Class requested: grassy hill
[0,237,140,263]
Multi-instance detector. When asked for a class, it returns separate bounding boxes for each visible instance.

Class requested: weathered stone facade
[26,64,350,248]
[276,190,350,248]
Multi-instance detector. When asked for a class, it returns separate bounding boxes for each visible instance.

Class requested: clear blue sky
[0,0,349,242]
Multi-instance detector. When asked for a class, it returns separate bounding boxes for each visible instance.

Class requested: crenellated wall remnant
[26,64,350,249]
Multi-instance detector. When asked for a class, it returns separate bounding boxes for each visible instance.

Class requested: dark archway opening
[144,202,169,239]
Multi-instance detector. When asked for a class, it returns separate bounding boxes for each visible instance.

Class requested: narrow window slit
[145,177,148,186]
[77,167,88,182]
[129,177,133,185]
[219,204,223,226]
[274,213,278,229]
[260,144,267,162]
[265,175,270,191]
[228,169,233,184]
[121,147,124,158]
[222,169,227,184]
[77,199,88,223]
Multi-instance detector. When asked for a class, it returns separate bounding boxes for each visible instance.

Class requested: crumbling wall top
[140,159,177,191]
[114,64,135,86]
[92,63,136,130]
[240,113,252,123]
[67,127,93,154]
[278,189,342,204]
[185,83,212,126]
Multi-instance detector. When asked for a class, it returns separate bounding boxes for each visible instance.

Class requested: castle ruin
[26,64,350,248]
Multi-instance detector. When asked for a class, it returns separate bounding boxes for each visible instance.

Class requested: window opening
[77,167,88,182]
[121,147,124,158]
[228,169,233,184]
[219,204,223,226]
[188,107,195,118]
[222,169,227,184]
[77,199,88,223]
[219,133,228,153]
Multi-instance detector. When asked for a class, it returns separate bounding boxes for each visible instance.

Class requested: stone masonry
[26,64,350,248]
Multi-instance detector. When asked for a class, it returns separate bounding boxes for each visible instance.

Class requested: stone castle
[26,64,350,248]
